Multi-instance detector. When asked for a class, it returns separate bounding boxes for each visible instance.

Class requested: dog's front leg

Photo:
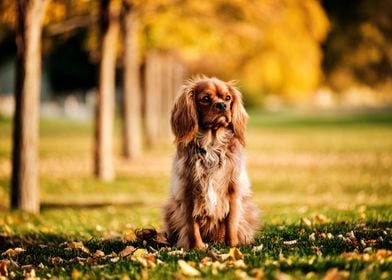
[180,199,205,249]
[226,190,239,247]
[191,219,206,249]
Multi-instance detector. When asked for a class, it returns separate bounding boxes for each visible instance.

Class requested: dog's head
[171,77,248,148]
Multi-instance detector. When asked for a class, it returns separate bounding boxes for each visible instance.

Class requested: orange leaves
[341,249,392,262]
[0,259,10,277]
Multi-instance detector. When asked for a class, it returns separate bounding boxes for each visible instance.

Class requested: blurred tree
[11,0,48,213]
[94,0,120,181]
[144,49,162,148]
[323,0,392,92]
[139,0,329,103]
[121,0,142,159]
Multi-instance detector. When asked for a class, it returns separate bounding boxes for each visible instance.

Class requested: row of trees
[9,0,185,213]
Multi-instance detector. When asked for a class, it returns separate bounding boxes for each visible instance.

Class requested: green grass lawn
[0,110,391,279]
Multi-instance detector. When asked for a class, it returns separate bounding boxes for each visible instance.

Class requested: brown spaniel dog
[163,76,259,249]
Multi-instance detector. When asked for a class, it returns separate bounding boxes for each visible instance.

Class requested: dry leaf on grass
[283,240,298,245]
[178,260,201,277]
[122,230,137,242]
[135,228,157,240]
[66,242,90,254]
[92,250,105,258]
[0,259,9,276]
[251,244,264,252]
[49,257,64,265]
[119,246,136,257]
[1,248,25,257]
[130,249,156,267]
[154,232,169,245]
[221,247,244,261]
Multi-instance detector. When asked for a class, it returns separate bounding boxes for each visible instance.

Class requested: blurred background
[0,0,391,231]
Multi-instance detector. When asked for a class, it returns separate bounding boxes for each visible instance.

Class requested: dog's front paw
[228,235,239,247]
[194,241,208,250]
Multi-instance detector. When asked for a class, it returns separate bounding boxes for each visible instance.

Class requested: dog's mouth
[202,114,231,130]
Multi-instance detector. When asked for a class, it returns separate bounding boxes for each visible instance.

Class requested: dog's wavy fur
[163,76,259,248]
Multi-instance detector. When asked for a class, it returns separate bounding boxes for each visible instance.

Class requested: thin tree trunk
[11,0,48,213]
[144,50,161,148]
[121,0,142,159]
[159,51,173,138]
[172,55,185,101]
[94,0,119,181]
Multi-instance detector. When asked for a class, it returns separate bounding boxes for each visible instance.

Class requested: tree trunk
[144,50,161,148]
[159,51,173,138]
[121,0,142,159]
[94,0,119,181]
[11,0,48,213]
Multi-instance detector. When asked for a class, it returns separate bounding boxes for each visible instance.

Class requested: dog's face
[171,77,248,148]
[194,79,232,130]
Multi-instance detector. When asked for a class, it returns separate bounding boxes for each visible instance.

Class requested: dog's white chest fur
[192,146,231,220]
[205,181,218,213]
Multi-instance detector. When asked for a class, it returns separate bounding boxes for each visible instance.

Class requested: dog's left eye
[225,95,231,101]
[201,96,210,103]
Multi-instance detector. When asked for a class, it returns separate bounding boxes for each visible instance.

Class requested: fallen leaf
[178,260,201,277]
[24,268,40,280]
[92,250,105,258]
[250,268,264,279]
[200,256,212,266]
[207,249,221,261]
[229,247,244,260]
[119,246,136,257]
[323,268,339,280]
[283,240,297,245]
[49,256,63,265]
[130,249,156,267]
[251,244,264,252]
[167,248,185,256]
[314,214,329,224]
[132,249,148,259]
[0,259,9,276]
[122,229,137,242]
[233,259,247,269]
[102,230,122,240]
[346,231,356,240]
[144,254,157,268]
[235,269,249,279]
[71,268,81,280]
[300,217,312,227]
[110,257,120,263]
[275,272,292,280]
[154,231,169,245]
[135,228,157,240]
[67,242,90,254]
[1,248,25,257]
[375,249,392,258]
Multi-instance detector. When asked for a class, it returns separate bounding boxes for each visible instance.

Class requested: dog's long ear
[228,82,248,146]
[171,81,199,148]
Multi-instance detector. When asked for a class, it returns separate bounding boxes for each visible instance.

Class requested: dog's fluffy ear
[171,81,199,148]
[228,82,248,146]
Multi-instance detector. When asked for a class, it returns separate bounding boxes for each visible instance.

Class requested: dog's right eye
[201,96,210,103]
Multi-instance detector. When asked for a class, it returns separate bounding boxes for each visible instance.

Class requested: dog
[163,76,259,249]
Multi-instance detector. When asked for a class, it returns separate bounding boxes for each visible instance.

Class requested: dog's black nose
[215,102,227,111]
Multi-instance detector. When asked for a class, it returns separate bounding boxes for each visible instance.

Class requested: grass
[0,110,391,279]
